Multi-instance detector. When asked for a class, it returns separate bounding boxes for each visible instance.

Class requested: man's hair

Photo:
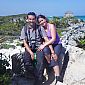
[27,12,36,19]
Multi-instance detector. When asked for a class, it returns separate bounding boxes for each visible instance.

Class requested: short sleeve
[40,26,47,38]
[20,26,26,40]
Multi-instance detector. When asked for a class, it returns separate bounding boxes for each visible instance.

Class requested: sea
[48,16,85,21]
[75,16,85,21]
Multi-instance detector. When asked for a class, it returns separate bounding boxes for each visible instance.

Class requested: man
[20,12,50,85]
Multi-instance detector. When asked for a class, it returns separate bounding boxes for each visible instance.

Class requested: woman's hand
[38,44,45,51]
[51,53,58,61]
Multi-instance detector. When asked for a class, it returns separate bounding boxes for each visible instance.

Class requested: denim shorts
[49,44,62,67]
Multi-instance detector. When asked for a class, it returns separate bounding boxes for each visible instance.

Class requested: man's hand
[30,52,34,60]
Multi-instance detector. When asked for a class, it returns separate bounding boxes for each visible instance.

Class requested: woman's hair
[27,12,36,19]
[37,15,49,23]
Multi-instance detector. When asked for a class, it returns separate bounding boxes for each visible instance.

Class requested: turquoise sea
[75,16,85,21]
[48,16,85,21]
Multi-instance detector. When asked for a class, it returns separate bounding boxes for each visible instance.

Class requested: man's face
[27,15,36,26]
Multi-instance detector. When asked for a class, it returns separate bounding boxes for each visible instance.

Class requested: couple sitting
[20,12,63,85]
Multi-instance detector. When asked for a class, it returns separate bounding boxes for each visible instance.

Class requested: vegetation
[57,29,63,37]
[0,54,11,85]
[0,73,11,85]
[0,43,15,49]
[0,14,26,36]
[74,36,85,50]
[0,14,83,36]
[49,16,83,29]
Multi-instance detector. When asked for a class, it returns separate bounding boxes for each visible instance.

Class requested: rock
[63,46,85,85]
[56,81,67,85]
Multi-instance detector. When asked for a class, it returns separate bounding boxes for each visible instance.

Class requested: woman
[37,15,63,84]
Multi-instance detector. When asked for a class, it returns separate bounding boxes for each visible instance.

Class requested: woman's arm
[38,24,56,50]
[43,24,56,47]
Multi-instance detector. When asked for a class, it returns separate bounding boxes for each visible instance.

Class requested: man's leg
[35,50,44,85]
[23,50,35,79]
[18,77,35,85]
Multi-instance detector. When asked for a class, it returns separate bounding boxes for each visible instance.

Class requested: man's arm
[42,24,57,47]
[23,40,34,60]
[20,27,34,60]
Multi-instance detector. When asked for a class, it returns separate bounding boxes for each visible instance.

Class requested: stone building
[64,11,74,18]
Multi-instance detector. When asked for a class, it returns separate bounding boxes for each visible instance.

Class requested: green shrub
[1,44,15,49]
[79,39,85,45]
[0,73,11,85]
[0,56,11,85]
[74,37,85,50]
[57,29,63,36]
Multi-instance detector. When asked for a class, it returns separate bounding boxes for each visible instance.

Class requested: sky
[0,0,85,17]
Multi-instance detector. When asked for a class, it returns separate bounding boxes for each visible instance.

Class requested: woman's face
[38,18,47,27]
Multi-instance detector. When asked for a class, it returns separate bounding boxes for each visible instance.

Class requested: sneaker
[56,76,60,84]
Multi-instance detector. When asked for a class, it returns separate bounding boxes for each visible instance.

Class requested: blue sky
[0,0,85,16]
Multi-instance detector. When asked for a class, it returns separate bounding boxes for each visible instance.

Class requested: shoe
[55,76,60,84]
[59,76,63,82]
[42,75,46,83]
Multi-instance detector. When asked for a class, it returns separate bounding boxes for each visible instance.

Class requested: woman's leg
[52,44,62,84]
[43,46,51,63]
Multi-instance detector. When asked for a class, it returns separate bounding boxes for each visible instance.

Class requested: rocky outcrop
[61,26,85,47]
[61,26,85,85]
[63,46,85,85]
